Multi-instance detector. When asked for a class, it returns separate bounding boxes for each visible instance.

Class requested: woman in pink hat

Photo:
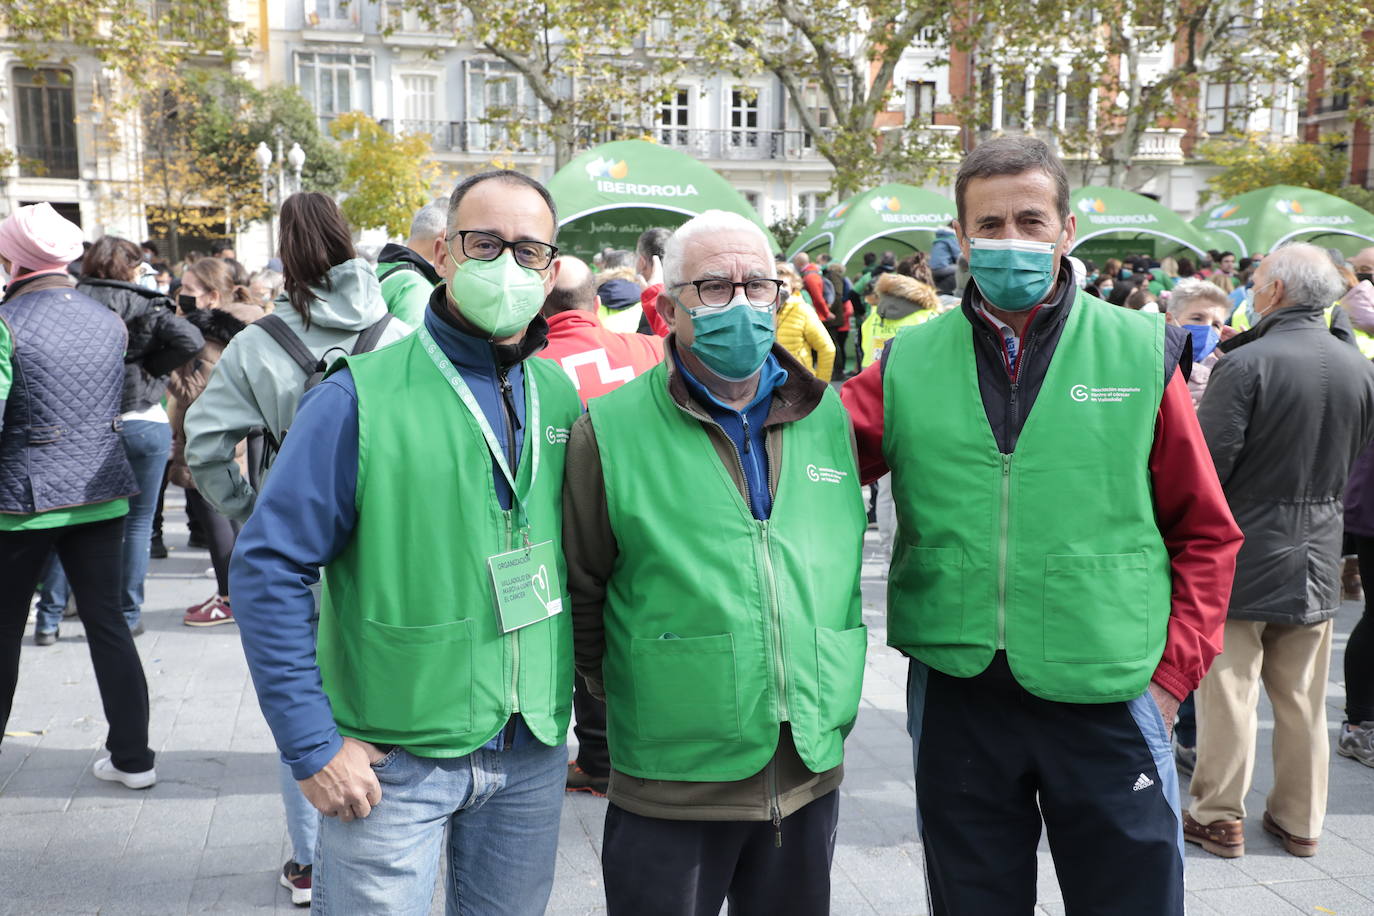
[0,202,157,790]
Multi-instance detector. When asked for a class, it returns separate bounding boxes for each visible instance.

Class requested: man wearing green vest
[842,137,1244,915]
[565,209,869,914]
[230,171,582,913]
[375,198,446,327]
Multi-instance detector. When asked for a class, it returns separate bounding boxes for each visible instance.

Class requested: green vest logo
[546,426,570,444]
[585,155,698,198]
[807,463,849,483]
[1070,384,1141,403]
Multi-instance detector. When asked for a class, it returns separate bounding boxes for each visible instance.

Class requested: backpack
[801,264,838,318]
[255,312,394,453]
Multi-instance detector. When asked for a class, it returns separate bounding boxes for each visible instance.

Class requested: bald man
[1188,243,1374,859]
[1350,246,1374,282]
[540,256,663,405]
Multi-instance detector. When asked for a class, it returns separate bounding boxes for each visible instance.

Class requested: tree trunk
[551,121,575,172]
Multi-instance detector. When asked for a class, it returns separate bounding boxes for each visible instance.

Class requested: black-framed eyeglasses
[671,277,784,308]
[448,230,558,271]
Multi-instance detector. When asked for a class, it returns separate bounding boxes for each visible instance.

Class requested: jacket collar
[3,272,75,304]
[424,282,549,373]
[1218,302,1327,355]
[663,334,827,428]
[544,309,601,334]
[378,242,441,286]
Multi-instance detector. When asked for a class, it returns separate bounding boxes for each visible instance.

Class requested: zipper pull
[742,415,752,453]
[773,807,783,848]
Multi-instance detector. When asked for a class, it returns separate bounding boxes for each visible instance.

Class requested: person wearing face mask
[564,210,867,914]
[227,171,581,914]
[842,137,1243,915]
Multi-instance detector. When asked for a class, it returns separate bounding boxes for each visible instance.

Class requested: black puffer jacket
[1200,303,1374,623]
[75,278,204,414]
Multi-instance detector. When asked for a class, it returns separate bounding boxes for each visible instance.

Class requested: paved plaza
[3,504,1374,914]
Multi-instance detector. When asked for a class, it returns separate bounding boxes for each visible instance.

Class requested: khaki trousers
[1189,619,1334,838]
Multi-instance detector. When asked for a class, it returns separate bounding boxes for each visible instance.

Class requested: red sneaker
[184,597,234,627]
[279,860,311,906]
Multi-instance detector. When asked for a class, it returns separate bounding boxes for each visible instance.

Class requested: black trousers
[828,327,849,378]
[602,790,839,916]
[1349,535,1374,723]
[184,489,240,597]
[910,656,1183,916]
[0,517,154,772]
[572,674,610,776]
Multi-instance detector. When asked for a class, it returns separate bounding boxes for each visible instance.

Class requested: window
[729,89,760,149]
[297,52,373,128]
[659,88,691,147]
[792,84,833,148]
[1001,74,1027,131]
[13,68,78,179]
[306,0,356,26]
[798,192,830,222]
[741,190,762,213]
[905,80,936,125]
[468,60,538,150]
[400,74,438,125]
[1031,69,1055,129]
[1063,68,1093,130]
[1205,82,1247,134]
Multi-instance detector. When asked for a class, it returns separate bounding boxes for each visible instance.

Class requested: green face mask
[968,234,1063,312]
[447,250,547,338]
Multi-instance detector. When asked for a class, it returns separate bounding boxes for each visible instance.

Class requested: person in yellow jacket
[775,263,835,381]
[859,254,941,368]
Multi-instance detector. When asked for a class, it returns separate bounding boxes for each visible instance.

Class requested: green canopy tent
[1191,185,1374,258]
[547,140,777,260]
[1069,186,1222,263]
[786,184,957,267]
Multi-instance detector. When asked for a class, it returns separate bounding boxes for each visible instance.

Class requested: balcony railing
[1135,127,1185,161]
[16,144,79,179]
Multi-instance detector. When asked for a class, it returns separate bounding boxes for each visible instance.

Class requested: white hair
[408,199,449,244]
[1265,242,1347,309]
[1166,277,1232,317]
[663,210,772,288]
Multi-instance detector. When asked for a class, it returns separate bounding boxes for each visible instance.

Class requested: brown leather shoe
[1183,811,1245,858]
[1263,811,1318,857]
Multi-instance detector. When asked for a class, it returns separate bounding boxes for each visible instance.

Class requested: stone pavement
[3,508,1374,914]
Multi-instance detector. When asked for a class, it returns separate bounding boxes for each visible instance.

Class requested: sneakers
[184,596,234,627]
[1337,721,1374,768]
[149,534,168,559]
[1173,738,1197,777]
[92,756,156,790]
[279,861,312,907]
[33,629,58,646]
[565,761,609,796]
[1183,811,1244,858]
[1263,810,1319,857]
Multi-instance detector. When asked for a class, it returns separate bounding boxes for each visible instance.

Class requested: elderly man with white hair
[1187,242,1374,860]
[564,209,868,914]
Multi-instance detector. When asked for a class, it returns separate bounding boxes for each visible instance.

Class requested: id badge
[487,540,564,634]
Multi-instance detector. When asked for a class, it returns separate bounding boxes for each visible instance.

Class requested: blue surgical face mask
[685,294,776,381]
[1243,287,1258,327]
[968,235,1062,312]
[1183,324,1220,361]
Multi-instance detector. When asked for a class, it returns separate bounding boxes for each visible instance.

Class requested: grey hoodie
[183,258,412,521]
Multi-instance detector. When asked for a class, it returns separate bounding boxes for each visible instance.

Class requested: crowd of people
[2,133,1374,915]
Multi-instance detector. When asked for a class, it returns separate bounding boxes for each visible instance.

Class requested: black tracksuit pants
[572,673,610,776]
[602,789,840,915]
[0,517,154,773]
[909,655,1183,916]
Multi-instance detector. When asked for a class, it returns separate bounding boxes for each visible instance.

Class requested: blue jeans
[312,740,566,915]
[278,758,320,867]
[33,421,170,631]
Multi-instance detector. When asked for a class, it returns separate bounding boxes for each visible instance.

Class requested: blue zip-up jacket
[674,346,788,520]
[930,227,960,273]
[230,298,546,780]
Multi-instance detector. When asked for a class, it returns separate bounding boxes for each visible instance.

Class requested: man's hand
[298,736,384,820]
[1148,682,1180,740]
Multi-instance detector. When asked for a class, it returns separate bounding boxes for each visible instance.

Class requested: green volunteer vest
[883,292,1172,703]
[588,362,869,781]
[860,308,934,368]
[316,332,582,756]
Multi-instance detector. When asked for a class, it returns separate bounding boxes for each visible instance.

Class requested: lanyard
[417,325,540,539]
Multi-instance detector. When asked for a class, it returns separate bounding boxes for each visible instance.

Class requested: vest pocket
[889,546,964,647]
[631,633,741,742]
[1042,553,1149,663]
[815,625,868,731]
[358,618,474,736]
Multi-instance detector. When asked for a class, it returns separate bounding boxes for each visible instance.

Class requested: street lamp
[254,141,274,255]
[286,142,306,194]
